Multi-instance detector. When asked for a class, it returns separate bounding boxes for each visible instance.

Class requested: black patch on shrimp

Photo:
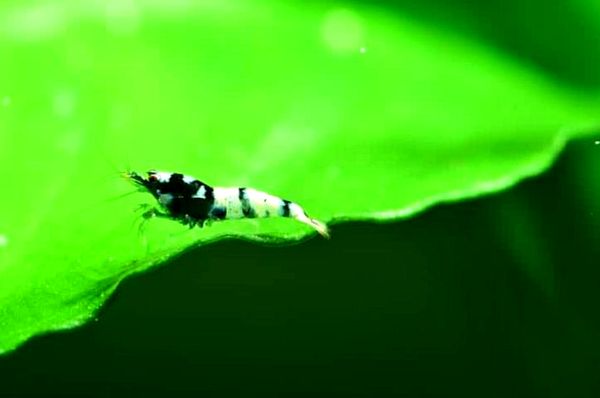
[239,188,256,218]
[166,195,215,225]
[281,199,291,217]
[165,173,198,197]
[209,206,227,220]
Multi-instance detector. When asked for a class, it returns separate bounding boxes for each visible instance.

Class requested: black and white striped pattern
[126,170,329,237]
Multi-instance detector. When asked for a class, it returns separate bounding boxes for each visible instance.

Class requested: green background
[1,0,600,395]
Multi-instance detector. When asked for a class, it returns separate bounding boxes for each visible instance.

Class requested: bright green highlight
[0,0,598,353]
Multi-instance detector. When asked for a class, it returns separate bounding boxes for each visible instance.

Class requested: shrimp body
[126,170,329,238]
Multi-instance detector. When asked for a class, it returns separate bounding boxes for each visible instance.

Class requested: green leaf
[0,0,598,354]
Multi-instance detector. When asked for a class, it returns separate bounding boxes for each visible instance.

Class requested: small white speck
[2,96,11,107]
[594,140,600,145]
[359,47,367,54]
[0,234,8,247]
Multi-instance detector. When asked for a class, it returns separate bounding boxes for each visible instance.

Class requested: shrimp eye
[148,174,158,182]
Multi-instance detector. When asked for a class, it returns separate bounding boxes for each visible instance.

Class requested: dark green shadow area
[1,139,599,397]
[323,0,600,90]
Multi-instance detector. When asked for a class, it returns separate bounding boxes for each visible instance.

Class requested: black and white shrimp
[124,170,330,238]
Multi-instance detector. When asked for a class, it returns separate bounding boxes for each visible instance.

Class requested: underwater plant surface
[2,140,600,398]
[0,0,599,353]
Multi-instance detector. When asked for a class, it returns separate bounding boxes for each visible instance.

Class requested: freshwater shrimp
[125,170,329,238]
